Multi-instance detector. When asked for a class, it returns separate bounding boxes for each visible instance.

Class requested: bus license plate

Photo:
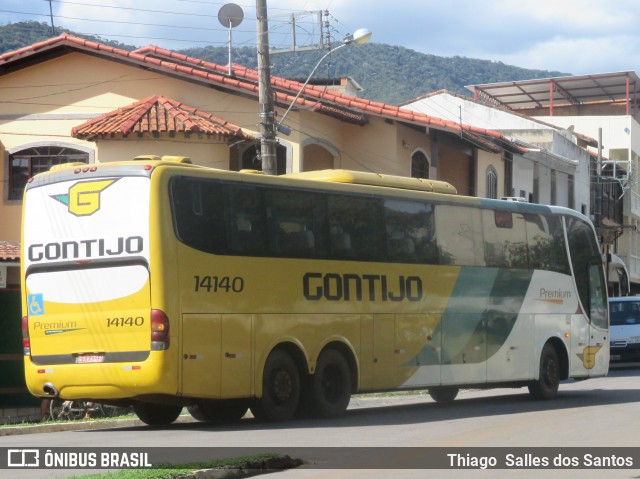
[75,355,105,364]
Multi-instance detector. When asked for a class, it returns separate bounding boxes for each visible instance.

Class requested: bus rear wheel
[311,349,351,418]
[134,402,182,426]
[250,350,300,422]
[428,386,459,403]
[187,400,248,423]
[528,343,560,400]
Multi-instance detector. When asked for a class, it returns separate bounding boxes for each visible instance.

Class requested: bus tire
[133,402,182,426]
[528,343,560,400]
[187,400,248,423]
[250,350,300,422]
[311,349,352,419]
[429,386,459,403]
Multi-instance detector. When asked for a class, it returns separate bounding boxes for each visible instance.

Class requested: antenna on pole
[269,10,327,54]
[48,0,56,36]
[218,3,244,76]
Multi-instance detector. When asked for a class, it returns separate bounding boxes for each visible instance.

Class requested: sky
[2,0,640,75]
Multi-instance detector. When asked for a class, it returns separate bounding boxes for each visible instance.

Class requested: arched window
[486,165,498,199]
[411,150,429,179]
[8,145,89,200]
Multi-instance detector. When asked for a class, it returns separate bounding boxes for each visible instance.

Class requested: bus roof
[283,169,457,195]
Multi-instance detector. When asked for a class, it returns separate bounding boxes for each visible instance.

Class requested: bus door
[565,216,609,376]
[587,262,609,375]
[570,263,608,376]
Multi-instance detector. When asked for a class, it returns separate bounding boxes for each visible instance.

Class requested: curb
[180,457,304,479]
[0,414,196,436]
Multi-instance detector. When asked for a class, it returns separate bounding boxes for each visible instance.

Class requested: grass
[70,453,295,479]
[0,412,138,428]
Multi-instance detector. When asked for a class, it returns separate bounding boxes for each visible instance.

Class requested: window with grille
[486,166,498,199]
[411,151,429,179]
[8,146,89,200]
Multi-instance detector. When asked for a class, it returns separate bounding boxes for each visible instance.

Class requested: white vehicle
[608,254,630,297]
[609,296,640,362]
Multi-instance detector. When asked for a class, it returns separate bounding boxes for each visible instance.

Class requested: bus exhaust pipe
[43,383,59,397]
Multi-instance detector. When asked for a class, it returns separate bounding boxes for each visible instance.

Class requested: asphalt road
[1,363,639,479]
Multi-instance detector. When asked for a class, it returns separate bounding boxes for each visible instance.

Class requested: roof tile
[72,96,254,140]
[0,242,20,261]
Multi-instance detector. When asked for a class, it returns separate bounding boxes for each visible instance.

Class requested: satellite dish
[218,4,244,76]
[218,3,244,28]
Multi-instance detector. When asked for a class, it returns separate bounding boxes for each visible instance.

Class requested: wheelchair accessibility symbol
[28,294,44,316]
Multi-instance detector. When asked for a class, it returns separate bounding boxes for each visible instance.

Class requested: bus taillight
[151,310,170,351]
[22,316,31,356]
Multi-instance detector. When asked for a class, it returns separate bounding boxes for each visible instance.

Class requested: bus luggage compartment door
[181,314,221,398]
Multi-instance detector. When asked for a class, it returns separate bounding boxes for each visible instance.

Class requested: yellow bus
[21,157,609,426]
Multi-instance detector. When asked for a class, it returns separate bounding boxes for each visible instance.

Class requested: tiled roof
[72,95,254,140]
[0,34,523,153]
[134,44,511,141]
[0,242,20,261]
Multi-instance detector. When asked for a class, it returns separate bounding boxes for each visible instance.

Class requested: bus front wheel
[187,400,248,423]
[311,349,352,418]
[251,350,301,422]
[134,402,182,426]
[428,386,459,403]
[528,343,560,400]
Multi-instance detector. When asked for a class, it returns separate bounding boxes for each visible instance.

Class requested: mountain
[0,21,568,105]
[0,21,134,55]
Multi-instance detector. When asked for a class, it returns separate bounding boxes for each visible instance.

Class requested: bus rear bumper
[24,357,177,400]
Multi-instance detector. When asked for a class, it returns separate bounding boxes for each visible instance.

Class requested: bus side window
[228,186,267,256]
[330,227,352,258]
[435,205,484,266]
[170,177,227,254]
[383,199,436,264]
[483,210,528,269]
[328,195,384,261]
[263,188,325,258]
[524,213,570,274]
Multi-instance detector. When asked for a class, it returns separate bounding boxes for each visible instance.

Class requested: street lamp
[276,28,372,135]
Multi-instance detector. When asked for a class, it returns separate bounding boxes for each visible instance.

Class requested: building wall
[406,92,590,211]
[513,155,535,200]
[439,144,472,196]
[302,143,334,171]
[92,138,232,169]
[539,114,640,287]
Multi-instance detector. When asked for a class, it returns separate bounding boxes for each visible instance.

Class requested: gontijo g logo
[51,179,117,216]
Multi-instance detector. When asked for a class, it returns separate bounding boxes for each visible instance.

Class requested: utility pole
[256,0,277,175]
[595,128,603,237]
